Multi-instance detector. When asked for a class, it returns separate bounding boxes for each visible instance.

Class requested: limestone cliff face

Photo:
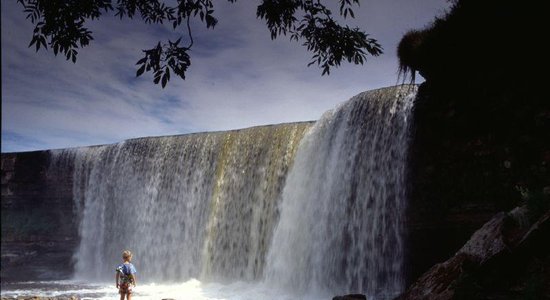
[1,151,77,281]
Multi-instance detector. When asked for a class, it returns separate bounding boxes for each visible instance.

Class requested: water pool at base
[1,280,334,300]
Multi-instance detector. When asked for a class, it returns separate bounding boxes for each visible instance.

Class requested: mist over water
[0,280,330,300]
[266,86,416,299]
[52,124,309,283]
[38,86,417,299]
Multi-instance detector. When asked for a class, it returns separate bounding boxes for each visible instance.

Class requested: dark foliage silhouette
[17,0,382,88]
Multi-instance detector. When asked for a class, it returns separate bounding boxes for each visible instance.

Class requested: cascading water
[52,124,310,283]
[46,85,416,299]
[265,85,416,299]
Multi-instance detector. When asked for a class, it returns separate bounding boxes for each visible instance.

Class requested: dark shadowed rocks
[402,0,550,286]
[1,151,78,281]
[397,207,550,300]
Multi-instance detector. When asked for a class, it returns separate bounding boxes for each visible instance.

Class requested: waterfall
[265,85,416,299]
[50,85,416,299]
[52,124,310,282]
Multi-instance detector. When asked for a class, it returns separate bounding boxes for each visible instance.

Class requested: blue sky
[1,1,450,153]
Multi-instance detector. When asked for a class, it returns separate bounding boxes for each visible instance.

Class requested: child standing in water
[116,250,137,300]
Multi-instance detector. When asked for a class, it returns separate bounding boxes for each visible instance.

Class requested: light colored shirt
[116,263,137,284]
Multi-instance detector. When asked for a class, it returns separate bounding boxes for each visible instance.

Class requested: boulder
[397,207,550,300]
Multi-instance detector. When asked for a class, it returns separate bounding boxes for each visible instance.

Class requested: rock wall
[399,207,550,300]
[1,151,77,281]
[401,0,550,292]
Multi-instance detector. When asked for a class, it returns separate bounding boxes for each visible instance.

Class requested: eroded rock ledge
[397,206,550,299]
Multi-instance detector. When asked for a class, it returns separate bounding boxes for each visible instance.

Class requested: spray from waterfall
[265,85,416,299]
[49,85,416,300]
[52,124,309,282]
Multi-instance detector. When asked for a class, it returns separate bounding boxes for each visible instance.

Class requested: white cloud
[1,0,449,152]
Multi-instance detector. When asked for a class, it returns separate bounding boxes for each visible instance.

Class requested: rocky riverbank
[398,206,549,299]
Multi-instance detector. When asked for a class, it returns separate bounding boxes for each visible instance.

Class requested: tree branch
[185,15,194,50]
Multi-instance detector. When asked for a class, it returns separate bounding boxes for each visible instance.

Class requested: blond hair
[122,250,133,260]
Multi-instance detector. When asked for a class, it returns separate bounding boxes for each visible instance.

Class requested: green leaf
[39,36,47,49]
[136,65,145,77]
[161,72,168,88]
[28,36,37,48]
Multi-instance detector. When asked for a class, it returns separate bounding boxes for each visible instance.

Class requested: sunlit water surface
[0,280,332,300]
[1,86,416,300]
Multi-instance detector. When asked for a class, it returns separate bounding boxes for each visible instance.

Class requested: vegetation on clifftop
[400,0,550,296]
[402,0,549,213]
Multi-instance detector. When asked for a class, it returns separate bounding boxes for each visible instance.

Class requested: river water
[1,280,331,300]
[1,86,416,300]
